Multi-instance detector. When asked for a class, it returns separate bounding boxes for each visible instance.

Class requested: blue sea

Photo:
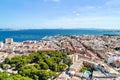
[0,29,119,42]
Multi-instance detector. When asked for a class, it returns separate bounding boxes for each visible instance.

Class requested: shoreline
[0,29,119,42]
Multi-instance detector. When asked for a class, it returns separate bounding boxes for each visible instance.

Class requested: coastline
[0,29,119,42]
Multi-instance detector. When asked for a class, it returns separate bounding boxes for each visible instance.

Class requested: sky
[0,0,120,29]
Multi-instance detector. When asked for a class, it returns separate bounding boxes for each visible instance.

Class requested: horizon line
[0,28,120,31]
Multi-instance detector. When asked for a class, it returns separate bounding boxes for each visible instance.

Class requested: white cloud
[72,11,80,16]
[39,16,120,29]
[2,16,120,29]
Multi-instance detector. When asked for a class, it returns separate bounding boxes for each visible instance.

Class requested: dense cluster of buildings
[57,54,120,80]
[0,35,120,80]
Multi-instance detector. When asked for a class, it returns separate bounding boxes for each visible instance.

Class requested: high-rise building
[5,38,13,44]
[72,54,79,63]
[0,42,4,48]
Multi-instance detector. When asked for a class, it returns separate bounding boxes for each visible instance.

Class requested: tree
[4,58,10,64]
[81,66,90,73]
[3,64,10,70]
[11,64,16,67]
[63,58,72,66]
[57,64,66,72]
[0,72,8,80]
[38,61,49,70]
[44,58,54,67]
[51,57,61,64]
[37,70,56,80]
[5,74,32,80]
[9,55,31,69]
[49,63,58,72]
[2,51,69,80]
[34,64,40,69]
[18,65,38,79]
